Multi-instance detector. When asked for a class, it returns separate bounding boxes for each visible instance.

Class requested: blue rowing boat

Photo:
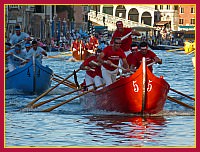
[6,58,53,94]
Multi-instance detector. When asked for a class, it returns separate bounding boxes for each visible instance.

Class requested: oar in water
[42,84,105,112]
[32,84,94,109]
[23,68,81,109]
[167,96,195,110]
[186,50,195,55]
[167,48,184,52]
[169,88,195,101]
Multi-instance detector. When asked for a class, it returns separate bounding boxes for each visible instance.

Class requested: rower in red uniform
[110,21,140,56]
[71,38,79,52]
[85,41,95,54]
[126,43,139,72]
[130,41,162,72]
[89,34,99,51]
[98,37,130,86]
[80,49,104,90]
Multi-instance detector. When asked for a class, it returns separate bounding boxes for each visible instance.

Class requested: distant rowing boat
[72,49,92,61]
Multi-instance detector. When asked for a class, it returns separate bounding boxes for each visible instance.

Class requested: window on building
[166,15,170,21]
[179,19,184,24]
[155,5,158,10]
[174,5,178,10]
[167,5,170,10]
[180,7,184,13]
[83,6,88,12]
[191,7,195,13]
[34,6,44,13]
[9,5,20,10]
[160,5,163,10]
[190,18,195,24]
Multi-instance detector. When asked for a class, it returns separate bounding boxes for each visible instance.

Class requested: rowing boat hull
[72,50,91,60]
[94,62,170,114]
[6,59,53,94]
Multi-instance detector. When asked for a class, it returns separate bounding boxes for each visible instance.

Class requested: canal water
[5,49,195,147]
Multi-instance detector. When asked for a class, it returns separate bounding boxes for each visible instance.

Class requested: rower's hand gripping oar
[103,60,131,73]
[121,29,140,41]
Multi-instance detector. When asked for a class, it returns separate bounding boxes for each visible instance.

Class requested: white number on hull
[147,80,152,92]
[133,81,139,92]
[132,80,153,92]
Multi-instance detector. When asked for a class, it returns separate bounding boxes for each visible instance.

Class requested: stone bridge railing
[88,10,154,31]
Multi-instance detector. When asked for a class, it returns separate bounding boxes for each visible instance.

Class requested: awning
[132,26,155,31]
[154,21,170,26]
[179,26,195,29]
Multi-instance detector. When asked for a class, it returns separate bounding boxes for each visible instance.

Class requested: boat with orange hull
[72,49,91,60]
[94,58,170,114]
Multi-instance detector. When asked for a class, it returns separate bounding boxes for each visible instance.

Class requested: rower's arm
[154,56,162,64]
[97,52,105,64]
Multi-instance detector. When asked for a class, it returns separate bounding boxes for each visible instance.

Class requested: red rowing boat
[94,58,170,114]
[72,49,91,60]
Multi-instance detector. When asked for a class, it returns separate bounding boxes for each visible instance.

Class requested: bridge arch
[115,5,126,18]
[141,11,152,26]
[128,8,139,22]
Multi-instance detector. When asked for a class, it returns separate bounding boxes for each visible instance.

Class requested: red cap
[116,21,123,27]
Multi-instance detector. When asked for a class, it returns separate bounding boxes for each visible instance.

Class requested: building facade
[5,4,195,41]
[178,5,195,31]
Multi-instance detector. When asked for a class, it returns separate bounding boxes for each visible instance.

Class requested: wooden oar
[147,61,156,67]
[167,96,195,110]
[103,60,132,74]
[42,84,105,112]
[121,31,132,41]
[13,54,26,62]
[24,68,80,108]
[169,88,195,101]
[103,61,155,74]
[167,48,184,52]
[52,77,77,89]
[10,40,25,49]
[32,84,94,109]
[186,50,195,55]
[53,74,77,88]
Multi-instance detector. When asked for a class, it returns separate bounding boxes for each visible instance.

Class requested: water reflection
[85,115,166,146]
